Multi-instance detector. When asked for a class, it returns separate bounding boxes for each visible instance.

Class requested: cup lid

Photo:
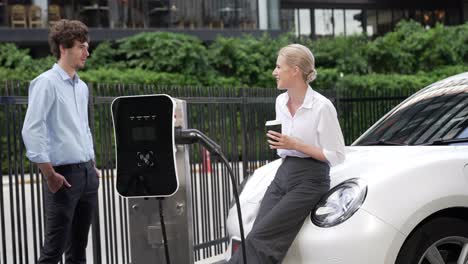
[265,120,281,126]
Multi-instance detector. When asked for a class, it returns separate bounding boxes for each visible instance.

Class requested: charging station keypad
[136,151,155,167]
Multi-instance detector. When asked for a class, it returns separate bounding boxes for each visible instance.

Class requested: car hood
[330,145,468,186]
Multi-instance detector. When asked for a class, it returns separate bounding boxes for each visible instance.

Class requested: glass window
[446,7,460,25]
[366,9,377,36]
[465,2,468,22]
[393,9,409,25]
[239,0,258,29]
[333,9,344,35]
[354,84,468,146]
[410,96,465,144]
[146,0,172,28]
[458,126,468,138]
[413,9,423,24]
[437,99,468,140]
[345,9,363,35]
[267,0,280,29]
[422,10,435,27]
[315,9,333,36]
[280,9,295,31]
[295,9,311,36]
[77,0,110,27]
[434,9,446,24]
[377,9,392,35]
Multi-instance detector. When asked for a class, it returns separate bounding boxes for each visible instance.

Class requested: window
[446,7,460,25]
[354,84,468,146]
[295,9,311,36]
[315,9,333,36]
[465,2,468,22]
[280,9,295,31]
[366,9,377,36]
[377,9,392,35]
[333,9,344,35]
[393,9,409,26]
[345,9,363,35]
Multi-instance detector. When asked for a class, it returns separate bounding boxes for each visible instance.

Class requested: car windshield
[353,79,468,146]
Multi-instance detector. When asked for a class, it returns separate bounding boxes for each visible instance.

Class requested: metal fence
[0,82,415,263]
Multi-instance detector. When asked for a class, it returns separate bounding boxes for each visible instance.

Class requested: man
[22,19,99,264]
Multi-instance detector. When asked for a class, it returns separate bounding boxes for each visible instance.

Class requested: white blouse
[275,86,346,166]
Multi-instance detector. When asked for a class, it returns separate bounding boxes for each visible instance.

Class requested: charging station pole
[112,95,246,264]
[112,96,194,264]
[127,99,193,263]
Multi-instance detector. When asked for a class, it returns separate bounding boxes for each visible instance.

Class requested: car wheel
[396,217,468,264]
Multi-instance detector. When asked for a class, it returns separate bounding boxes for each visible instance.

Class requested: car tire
[396,217,468,264]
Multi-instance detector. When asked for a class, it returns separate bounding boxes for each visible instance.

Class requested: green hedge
[337,65,468,93]
[0,21,467,91]
[3,65,466,93]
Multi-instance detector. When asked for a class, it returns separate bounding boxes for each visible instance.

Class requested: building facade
[281,0,468,37]
[0,0,467,54]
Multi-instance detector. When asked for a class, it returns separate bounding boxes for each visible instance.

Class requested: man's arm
[38,162,71,193]
[22,78,70,192]
[85,86,99,177]
[22,78,54,163]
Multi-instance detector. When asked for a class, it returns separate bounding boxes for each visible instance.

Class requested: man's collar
[53,63,79,83]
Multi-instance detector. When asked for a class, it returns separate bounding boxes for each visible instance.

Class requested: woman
[229,44,345,263]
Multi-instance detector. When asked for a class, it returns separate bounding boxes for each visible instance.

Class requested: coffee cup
[265,120,282,137]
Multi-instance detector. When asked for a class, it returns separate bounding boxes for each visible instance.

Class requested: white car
[225,72,468,263]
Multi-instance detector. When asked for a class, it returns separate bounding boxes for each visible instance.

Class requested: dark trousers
[38,161,99,264]
[229,157,330,264]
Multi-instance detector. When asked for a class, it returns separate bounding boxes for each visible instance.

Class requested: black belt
[53,160,93,171]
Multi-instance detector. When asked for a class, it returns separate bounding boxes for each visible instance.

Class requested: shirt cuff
[323,149,345,167]
[26,151,50,164]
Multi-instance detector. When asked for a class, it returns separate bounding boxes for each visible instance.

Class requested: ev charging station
[112,94,246,264]
[112,95,194,263]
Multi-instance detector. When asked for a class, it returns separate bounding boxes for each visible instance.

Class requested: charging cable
[175,127,248,264]
[158,198,171,264]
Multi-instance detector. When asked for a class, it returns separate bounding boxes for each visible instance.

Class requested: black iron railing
[0,82,415,263]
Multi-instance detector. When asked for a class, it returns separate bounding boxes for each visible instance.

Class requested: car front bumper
[282,208,406,264]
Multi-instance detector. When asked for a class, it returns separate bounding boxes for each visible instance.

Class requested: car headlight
[311,178,367,227]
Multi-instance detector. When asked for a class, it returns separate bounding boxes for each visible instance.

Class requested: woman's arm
[267,131,327,162]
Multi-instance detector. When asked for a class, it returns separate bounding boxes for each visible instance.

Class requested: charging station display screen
[132,126,156,141]
[112,95,178,197]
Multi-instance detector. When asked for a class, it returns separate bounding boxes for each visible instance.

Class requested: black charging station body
[111,94,179,197]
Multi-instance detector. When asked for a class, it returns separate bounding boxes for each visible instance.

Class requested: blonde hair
[278,44,317,83]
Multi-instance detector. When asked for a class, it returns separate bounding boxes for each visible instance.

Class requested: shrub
[0,43,31,69]
[117,32,213,76]
[305,35,370,74]
[208,33,291,87]
[367,21,467,74]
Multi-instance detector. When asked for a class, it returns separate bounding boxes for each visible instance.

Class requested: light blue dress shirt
[22,63,95,166]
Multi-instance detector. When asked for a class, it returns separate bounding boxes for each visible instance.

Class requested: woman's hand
[267,130,300,150]
[267,131,328,162]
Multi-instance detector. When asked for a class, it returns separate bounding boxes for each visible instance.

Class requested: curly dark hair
[48,20,89,59]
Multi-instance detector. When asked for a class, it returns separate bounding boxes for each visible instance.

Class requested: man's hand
[94,167,100,178]
[92,160,100,178]
[38,162,71,193]
[46,172,71,193]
